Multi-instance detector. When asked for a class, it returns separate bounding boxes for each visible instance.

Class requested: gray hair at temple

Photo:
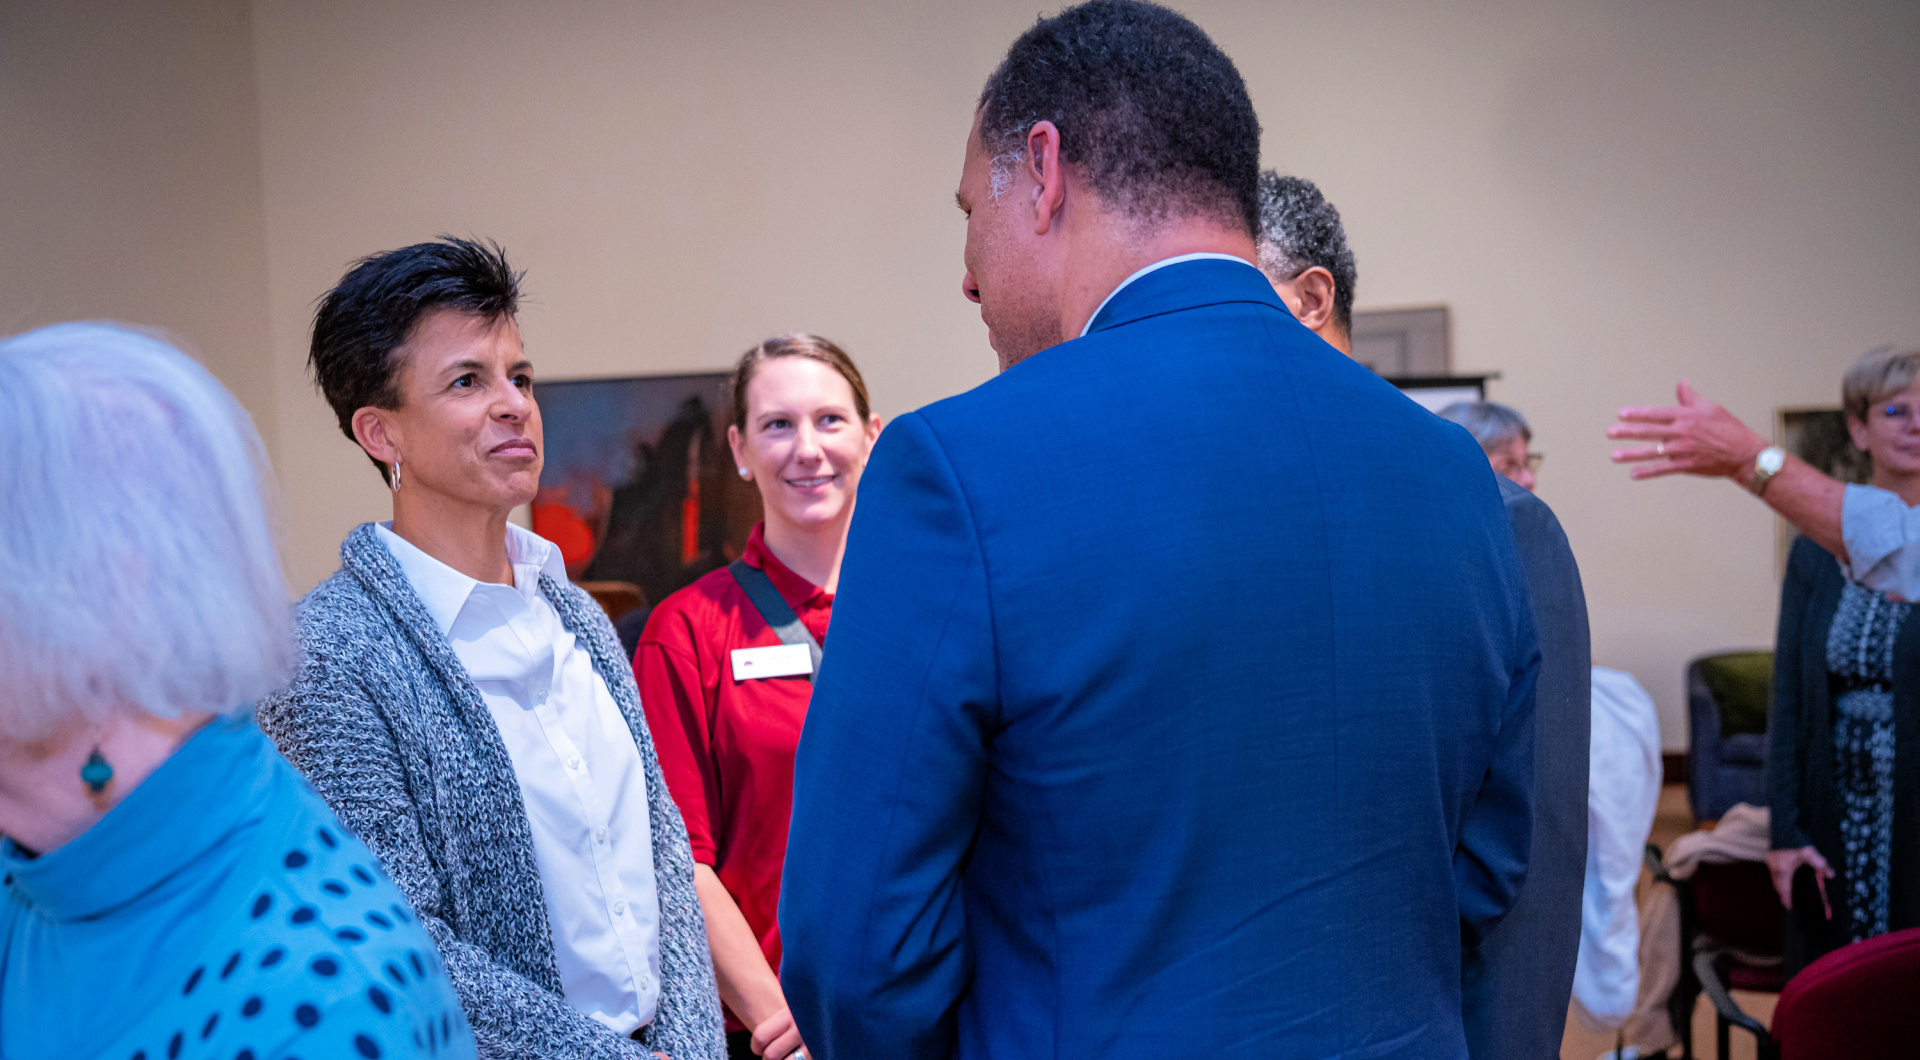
[1256,172,1358,333]
[0,323,294,744]
[1841,345,1920,424]
[1436,400,1533,453]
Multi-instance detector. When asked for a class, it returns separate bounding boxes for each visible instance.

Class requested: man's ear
[352,406,400,470]
[1024,120,1067,237]
[1289,267,1339,331]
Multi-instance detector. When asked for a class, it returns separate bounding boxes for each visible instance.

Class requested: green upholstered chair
[1686,650,1773,821]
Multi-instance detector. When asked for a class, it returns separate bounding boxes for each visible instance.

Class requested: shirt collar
[1079,253,1259,338]
[375,521,569,635]
[742,522,829,608]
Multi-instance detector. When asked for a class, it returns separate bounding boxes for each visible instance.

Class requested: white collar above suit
[1079,252,1260,338]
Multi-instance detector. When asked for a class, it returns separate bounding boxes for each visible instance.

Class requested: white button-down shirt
[377,522,664,1035]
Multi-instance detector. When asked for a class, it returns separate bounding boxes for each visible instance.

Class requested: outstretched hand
[1608,378,1770,480]
[1766,846,1834,919]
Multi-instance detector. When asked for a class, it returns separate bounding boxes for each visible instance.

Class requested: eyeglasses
[1493,451,1544,475]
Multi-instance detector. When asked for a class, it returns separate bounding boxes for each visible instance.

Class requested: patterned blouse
[1825,580,1906,941]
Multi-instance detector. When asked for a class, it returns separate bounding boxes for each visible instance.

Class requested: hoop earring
[390,458,403,493]
[81,746,114,795]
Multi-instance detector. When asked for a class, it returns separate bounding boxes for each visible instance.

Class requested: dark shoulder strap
[729,560,822,679]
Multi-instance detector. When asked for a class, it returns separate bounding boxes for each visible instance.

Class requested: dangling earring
[390,457,403,493]
[81,746,114,795]
[738,467,750,480]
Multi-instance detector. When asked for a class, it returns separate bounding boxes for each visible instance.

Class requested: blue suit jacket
[780,260,1541,1059]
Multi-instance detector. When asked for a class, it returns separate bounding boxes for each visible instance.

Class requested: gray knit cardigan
[258,523,724,1060]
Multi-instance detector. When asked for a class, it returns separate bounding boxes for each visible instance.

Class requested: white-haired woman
[0,323,475,1060]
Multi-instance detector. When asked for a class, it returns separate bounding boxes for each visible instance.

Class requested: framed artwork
[1391,374,1495,415]
[532,373,761,611]
[1776,406,1867,574]
[1350,304,1451,378]
[1780,407,1868,484]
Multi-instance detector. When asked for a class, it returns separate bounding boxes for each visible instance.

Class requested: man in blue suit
[779,3,1541,1056]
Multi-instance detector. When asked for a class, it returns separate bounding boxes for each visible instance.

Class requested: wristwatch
[1748,446,1786,497]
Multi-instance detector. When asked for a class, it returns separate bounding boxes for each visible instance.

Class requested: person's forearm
[1739,455,1847,563]
[1607,380,1852,561]
[691,863,787,1029]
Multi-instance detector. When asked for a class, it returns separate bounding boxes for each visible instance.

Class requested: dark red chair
[1646,846,1787,1059]
[1772,925,1920,1059]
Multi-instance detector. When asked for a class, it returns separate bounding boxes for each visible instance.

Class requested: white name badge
[731,643,814,681]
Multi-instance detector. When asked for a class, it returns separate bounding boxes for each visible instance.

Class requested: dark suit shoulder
[1497,478,1569,545]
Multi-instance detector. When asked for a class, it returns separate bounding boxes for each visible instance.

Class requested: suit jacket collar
[1083,256,1285,335]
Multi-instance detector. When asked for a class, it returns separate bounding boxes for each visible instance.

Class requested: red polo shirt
[634,523,828,1026]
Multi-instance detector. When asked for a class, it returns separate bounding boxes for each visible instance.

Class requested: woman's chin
[772,499,848,530]
[1874,455,1920,478]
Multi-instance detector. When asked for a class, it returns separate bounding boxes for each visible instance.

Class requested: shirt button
[612,900,627,915]
[567,756,582,770]
[639,973,654,991]
[594,826,609,843]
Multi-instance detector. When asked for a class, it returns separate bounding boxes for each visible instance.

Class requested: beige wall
[9,1,1920,748]
[0,0,274,444]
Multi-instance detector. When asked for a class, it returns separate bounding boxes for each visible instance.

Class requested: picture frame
[531,373,761,614]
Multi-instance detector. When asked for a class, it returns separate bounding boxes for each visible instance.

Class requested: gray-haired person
[1440,400,1541,491]
[1256,171,1357,355]
[1440,398,1595,1060]
[0,322,476,1059]
[257,239,724,1060]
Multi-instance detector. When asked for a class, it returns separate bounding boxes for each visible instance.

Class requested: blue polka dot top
[1,716,477,1060]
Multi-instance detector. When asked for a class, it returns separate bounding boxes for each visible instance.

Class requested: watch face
[1759,447,1786,474]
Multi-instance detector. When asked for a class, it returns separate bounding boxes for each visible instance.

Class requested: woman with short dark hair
[636,334,880,1060]
[0,322,474,1060]
[259,238,724,1060]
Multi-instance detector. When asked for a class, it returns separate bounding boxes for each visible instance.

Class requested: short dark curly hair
[1256,172,1357,334]
[309,236,522,484]
[977,0,1262,235]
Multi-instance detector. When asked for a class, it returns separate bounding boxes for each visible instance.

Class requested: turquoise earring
[81,747,113,795]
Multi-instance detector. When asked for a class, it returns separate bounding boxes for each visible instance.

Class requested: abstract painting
[532,373,761,611]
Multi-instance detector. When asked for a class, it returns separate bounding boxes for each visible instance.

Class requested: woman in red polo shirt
[636,334,880,1060]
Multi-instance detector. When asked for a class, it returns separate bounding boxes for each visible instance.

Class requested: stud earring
[81,746,114,795]
[390,458,403,493]
[738,467,750,480]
